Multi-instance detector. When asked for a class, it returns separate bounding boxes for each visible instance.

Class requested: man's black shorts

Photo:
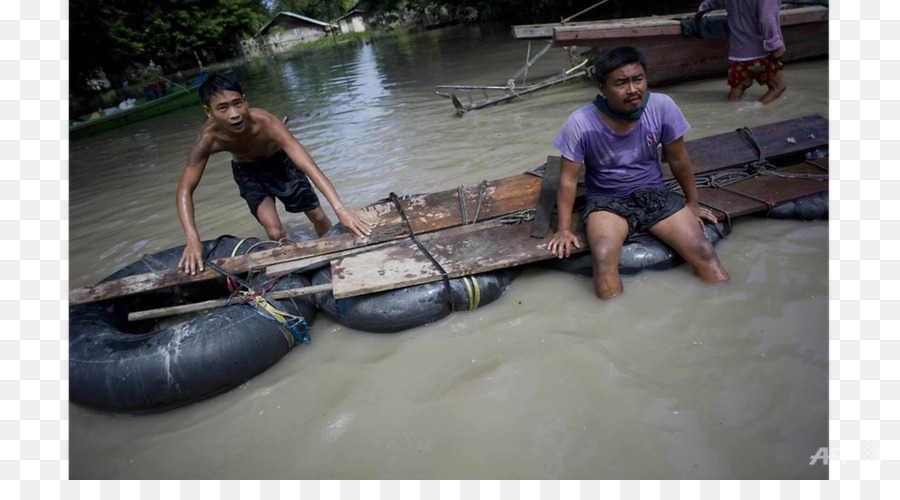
[582,188,684,238]
[231,149,320,219]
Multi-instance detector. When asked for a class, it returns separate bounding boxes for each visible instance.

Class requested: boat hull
[550,7,827,86]
[69,86,202,140]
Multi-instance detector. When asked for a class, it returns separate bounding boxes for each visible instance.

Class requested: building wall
[242,18,331,57]
[263,24,327,53]
[339,14,367,34]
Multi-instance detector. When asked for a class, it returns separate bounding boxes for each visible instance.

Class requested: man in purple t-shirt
[697,0,787,104]
[548,46,729,299]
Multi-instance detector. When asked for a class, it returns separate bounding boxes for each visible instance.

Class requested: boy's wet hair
[593,47,647,86]
[199,73,243,106]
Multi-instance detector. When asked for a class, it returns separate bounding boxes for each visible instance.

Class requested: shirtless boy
[176,74,371,275]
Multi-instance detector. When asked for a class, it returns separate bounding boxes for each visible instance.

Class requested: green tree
[72,0,269,90]
[271,0,355,22]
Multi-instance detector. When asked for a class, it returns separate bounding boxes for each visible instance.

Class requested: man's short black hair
[199,73,243,106]
[594,47,647,86]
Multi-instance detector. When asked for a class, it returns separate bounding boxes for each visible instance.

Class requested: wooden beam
[127,284,333,322]
[530,156,561,239]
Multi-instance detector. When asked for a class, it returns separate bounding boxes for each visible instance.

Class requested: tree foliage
[71,0,693,94]
[72,0,269,90]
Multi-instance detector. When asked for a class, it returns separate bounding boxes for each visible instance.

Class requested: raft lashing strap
[226,238,251,294]
[389,192,455,311]
[457,180,488,225]
[237,292,310,346]
[460,275,481,311]
[205,259,310,346]
[736,127,828,181]
[665,127,828,218]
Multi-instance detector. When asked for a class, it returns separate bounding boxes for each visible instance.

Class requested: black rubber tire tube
[69,236,317,413]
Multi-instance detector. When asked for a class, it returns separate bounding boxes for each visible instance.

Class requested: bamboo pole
[127,283,333,322]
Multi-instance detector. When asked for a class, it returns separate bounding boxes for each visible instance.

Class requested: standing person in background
[696,0,787,104]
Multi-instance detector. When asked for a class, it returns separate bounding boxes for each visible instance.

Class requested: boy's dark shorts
[231,149,320,219]
[583,188,684,238]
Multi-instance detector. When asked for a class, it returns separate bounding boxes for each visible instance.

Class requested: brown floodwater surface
[69,26,828,479]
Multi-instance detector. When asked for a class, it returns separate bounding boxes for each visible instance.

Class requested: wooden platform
[331,155,828,299]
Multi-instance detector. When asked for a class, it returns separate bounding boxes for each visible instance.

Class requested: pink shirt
[699,0,785,60]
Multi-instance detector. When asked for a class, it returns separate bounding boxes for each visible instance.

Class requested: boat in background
[69,73,211,140]
[513,5,827,86]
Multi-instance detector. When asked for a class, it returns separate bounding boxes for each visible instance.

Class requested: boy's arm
[663,136,717,228]
[267,115,372,238]
[547,157,583,259]
[176,133,211,275]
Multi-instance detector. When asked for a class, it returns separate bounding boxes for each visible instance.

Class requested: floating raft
[69,115,828,307]
[329,115,828,299]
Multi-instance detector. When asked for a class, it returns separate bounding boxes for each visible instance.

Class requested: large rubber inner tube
[311,223,518,333]
[69,236,317,413]
[542,222,731,276]
[766,192,828,220]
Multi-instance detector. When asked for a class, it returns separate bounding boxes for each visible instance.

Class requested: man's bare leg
[304,206,332,237]
[759,70,786,105]
[256,197,286,241]
[586,211,630,299]
[648,207,729,283]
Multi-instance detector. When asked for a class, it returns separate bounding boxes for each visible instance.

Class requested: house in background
[241,12,337,56]
[337,2,368,34]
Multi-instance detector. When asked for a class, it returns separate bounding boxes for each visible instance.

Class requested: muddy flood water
[69,26,829,479]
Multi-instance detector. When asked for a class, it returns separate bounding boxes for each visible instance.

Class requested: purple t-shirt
[553,93,690,199]
[699,0,785,60]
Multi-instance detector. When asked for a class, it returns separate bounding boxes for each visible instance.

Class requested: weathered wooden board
[331,221,587,299]
[695,161,828,219]
[530,156,561,238]
[69,174,543,305]
[665,114,828,180]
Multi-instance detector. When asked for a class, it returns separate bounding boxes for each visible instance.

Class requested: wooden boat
[513,5,827,86]
[69,75,210,140]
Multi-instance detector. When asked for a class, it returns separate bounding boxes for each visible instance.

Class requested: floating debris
[787,137,797,143]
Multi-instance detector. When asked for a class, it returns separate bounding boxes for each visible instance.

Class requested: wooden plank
[530,156,561,238]
[127,284,334,322]
[69,174,543,305]
[694,162,828,219]
[724,163,828,205]
[664,114,829,180]
[331,222,587,299]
